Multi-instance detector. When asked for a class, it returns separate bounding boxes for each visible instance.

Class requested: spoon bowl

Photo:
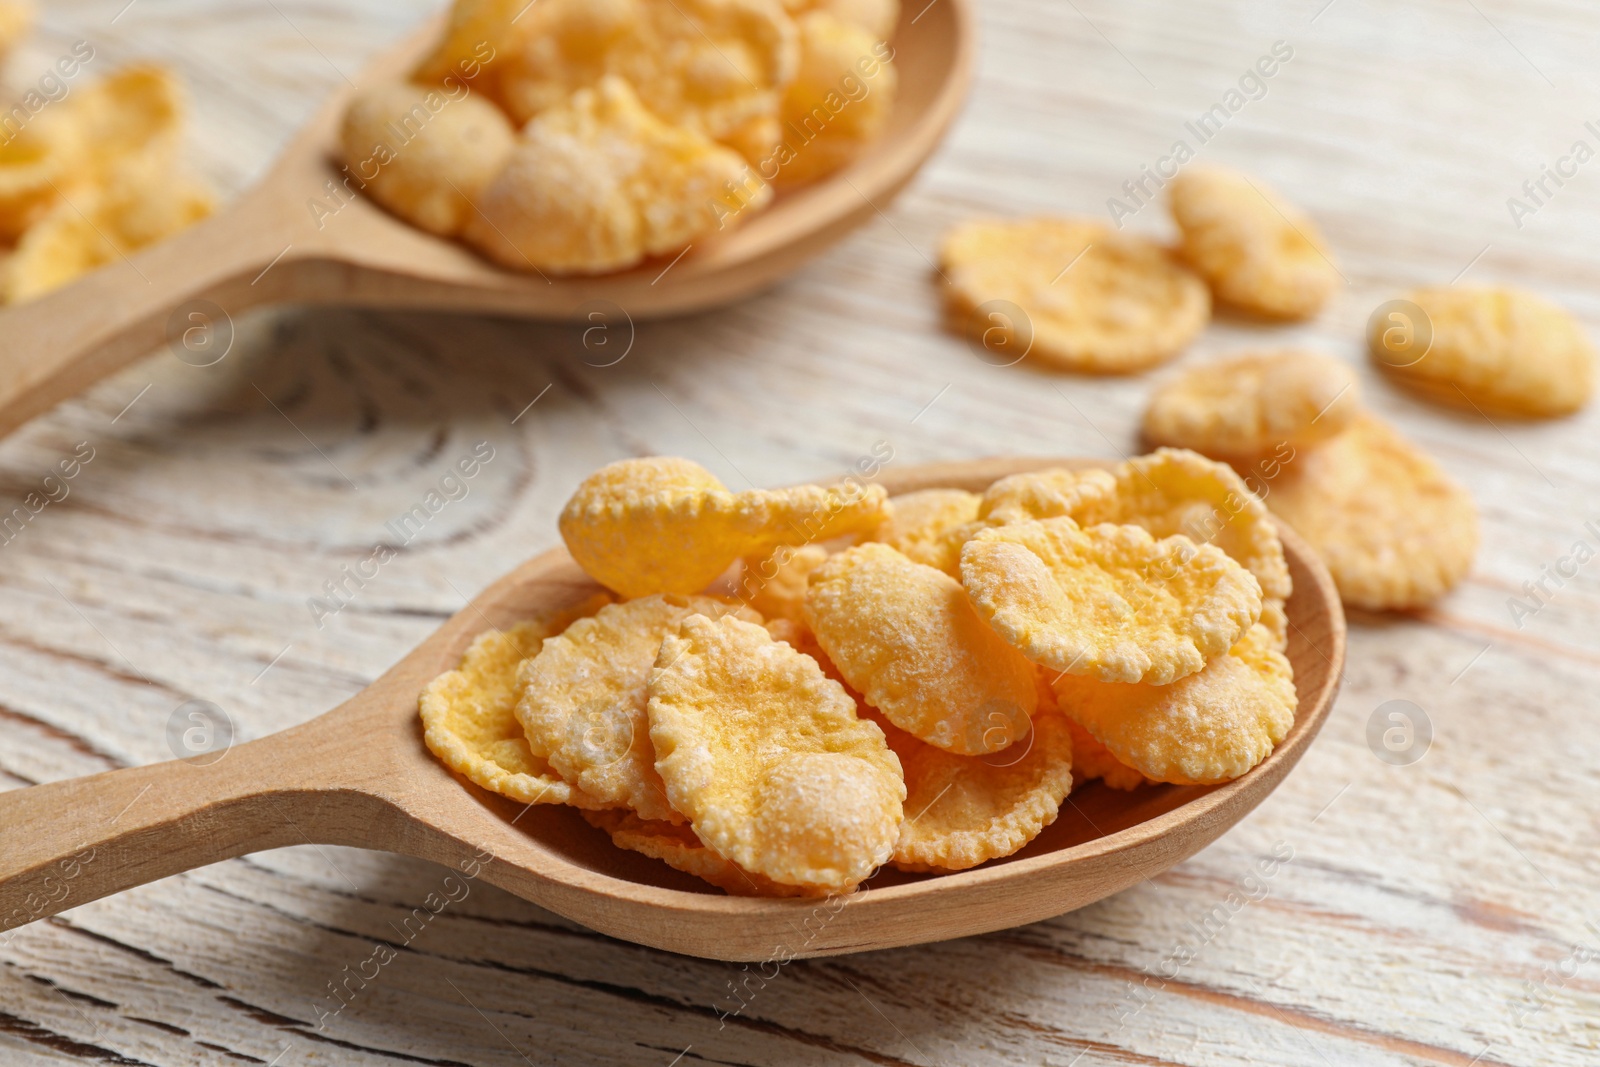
[0,458,1345,961]
[0,0,974,439]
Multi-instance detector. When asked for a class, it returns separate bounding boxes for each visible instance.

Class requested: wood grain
[1,0,1597,1064]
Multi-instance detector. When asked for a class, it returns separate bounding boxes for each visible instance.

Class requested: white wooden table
[3,1,1597,1064]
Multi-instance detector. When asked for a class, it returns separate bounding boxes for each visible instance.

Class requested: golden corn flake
[1053,623,1295,785]
[773,12,895,186]
[1090,448,1292,602]
[1169,166,1339,320]
[961,517,1261,685]
[739,543,829,621]
[517,594,757,823]
[941,217,1210,374]
[558,456,887,597]
[978,467,1118,525]
[581,809,819,897]
[2,64,215,303]
[1034,665,1143,790]
[876,706,1073,872]
[340,81,515,237]
[1266,415,1477,611]
[1373,286,1596,417]
[466,76,764,274]
[420,594,612,807]
[1142,351,1360,458]
[648,612,904,891]
[0,109,75,242]
[413,0,516,86]
[494,0,798,161]
[1064,716,1147,791]
[783,0,899,39]
[805,543,1038,754]
[869,488,981,574]
[1259,596,1288,652]
[75,65,185,176]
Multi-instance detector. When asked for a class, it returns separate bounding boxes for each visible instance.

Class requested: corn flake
[805,543,1039,754]
[876,705,1073,872]
[1089,449,1292,602]
[1374,286,1595,417]
[559,456,887,597]
[869,488,981,575]
[414,0,517,86]
[648,612,904,891]
[783,0,899,39]
[466,76,764,274]
[1266,414,1477,611]
[582,808,820,896]
[739,543,829,622]
[494,0,798,161]
[961,517,1262,685]
[979,467,1119,526]
[1053,623,1295,785]
[420,594,612,806]
[773,12,895,185]
[1169,166,1339,320]
[517,594,757,823]
[1142,350,1360,458]
[941,217,1210,374]
[340,81,514,237]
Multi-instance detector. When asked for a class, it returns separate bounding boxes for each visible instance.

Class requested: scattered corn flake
[1053,623,1295,785]
[494,0,798,161]
[517,594,758,823]
[869,488,981,575]
[805,543,1038,754]
[581,808,820,896]
[419,593,613,806]
[979,467,1119,526]
[740,543,830,622]
[559,456,887,598]
[648,612,904,891]
[1266,414,1477,611]
[941,217,1210,374]
[1169,166,1339,320]
[340,81,514,237]
[1089,448,1292,602]
[783,0,899,39]
[466,76,765,274]
[772,12,895,186]
[875,705,1073,872]
[1373,286,1595,417]
[960,517,1261,685]
[1143,350,1360,458]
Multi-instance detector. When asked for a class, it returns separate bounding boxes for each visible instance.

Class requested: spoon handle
[0,186,318,440]
[0,722,385,934]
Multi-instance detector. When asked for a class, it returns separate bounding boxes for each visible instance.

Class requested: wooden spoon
[0,1,974,441]
[0,458,1344,961]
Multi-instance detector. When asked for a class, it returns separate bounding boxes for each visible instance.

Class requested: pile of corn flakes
[420,451,1298,896]
[0,5,214,303]
[342,0,899,276]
